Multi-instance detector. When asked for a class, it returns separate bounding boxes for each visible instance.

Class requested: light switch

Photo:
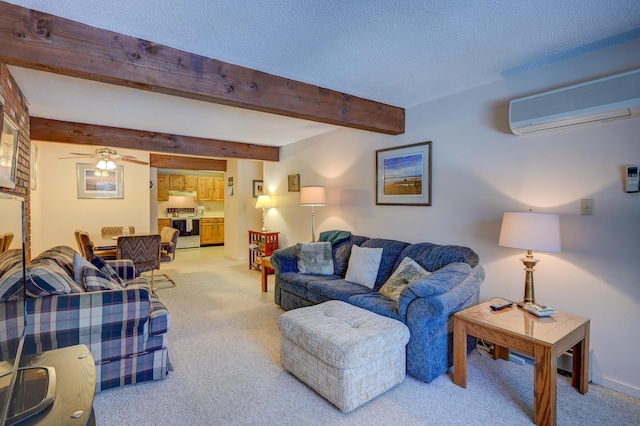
[580,199,594,216]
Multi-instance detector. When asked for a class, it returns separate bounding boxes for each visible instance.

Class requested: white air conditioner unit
[509,68,640,135]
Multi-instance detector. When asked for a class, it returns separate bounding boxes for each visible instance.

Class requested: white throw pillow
[380,257,431,303]
[344,245,383,289]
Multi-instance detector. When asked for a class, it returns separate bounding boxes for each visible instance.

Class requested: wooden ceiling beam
[0,2,405,135]
[30,117,279,162]
[150,154,227,172]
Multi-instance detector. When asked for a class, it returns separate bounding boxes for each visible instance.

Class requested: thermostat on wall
[626,165,639,193]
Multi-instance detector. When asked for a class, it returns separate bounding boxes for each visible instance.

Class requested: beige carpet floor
[92,246,640,425]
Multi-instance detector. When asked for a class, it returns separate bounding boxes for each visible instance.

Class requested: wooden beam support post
[0,2,405,135]
[30,117,279,162]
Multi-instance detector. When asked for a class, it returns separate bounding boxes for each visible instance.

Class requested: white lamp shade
[499,212,561,252]
[300,186,326,206]
[255,195,272,209]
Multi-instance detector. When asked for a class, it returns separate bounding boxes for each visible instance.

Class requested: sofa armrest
[271,246,298,275]
[398,263,484,318]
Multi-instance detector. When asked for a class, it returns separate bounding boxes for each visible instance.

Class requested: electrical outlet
[580,199,594,216]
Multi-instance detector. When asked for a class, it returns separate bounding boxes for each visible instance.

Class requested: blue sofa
[271,233,485,383]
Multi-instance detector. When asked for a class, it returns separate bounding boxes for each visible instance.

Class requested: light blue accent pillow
[345,245,383,289]
[296,242,334,275]
[380,256,431,303]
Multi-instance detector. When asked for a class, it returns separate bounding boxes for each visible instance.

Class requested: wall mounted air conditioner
[509,68,640,135]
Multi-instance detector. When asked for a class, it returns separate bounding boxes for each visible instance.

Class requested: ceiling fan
[59,147,149,171]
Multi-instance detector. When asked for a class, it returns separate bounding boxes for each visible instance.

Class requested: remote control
[490,300,513,311]
[522,304,557,317]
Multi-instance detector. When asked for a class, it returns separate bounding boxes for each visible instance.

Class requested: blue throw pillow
[91,255,125,286]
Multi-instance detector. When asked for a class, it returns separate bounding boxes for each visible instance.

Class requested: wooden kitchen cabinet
[157,174,169,201]
[197,176,214,201]
[184,175,198,191]
[200,218,224,245]
[158,218,172,232]
[169,174,185,190]
[213,176,224,201]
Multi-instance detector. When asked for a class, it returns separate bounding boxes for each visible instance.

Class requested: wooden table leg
[534,344,557,426]
[493,345,510,361]
[261,265,268,292]
[572,323,589,394]
[453,317,468,388]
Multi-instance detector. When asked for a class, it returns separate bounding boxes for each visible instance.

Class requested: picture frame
[252,179,263,198]
[375,141,432,206]
[0,112,19,189]
[287,174,300,192]
[77,163,124,199]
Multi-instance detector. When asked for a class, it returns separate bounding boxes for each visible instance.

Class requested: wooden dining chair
[75,229,116,261]
[116,234,161,293]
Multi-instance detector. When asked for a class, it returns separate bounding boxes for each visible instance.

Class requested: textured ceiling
[5,0,640,146]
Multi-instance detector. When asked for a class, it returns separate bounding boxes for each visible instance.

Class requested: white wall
[264,38,640,397]
[31,142,151,255]
[223,159,264,260]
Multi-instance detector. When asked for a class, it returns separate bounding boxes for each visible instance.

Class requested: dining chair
[155,227,179,289]
[102,226,136,238]
[116,234,161,293]
[75,229,116,261]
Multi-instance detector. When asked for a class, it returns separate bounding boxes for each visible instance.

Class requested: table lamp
[300,186,326,242]
[255,195,272,232]
[498,211,561,306]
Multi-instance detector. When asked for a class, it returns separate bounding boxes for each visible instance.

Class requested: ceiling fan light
[96,159,108,169]
[105,160,117,170]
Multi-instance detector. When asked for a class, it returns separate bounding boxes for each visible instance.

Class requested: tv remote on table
[490,300,513,311]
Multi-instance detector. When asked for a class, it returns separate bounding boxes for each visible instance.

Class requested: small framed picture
[288,174,300,192]
[252,179,263,198]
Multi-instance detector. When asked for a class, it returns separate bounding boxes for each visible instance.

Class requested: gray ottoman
[278,300,410,412]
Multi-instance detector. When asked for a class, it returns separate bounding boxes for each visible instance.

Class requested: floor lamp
[498,211,561,307]
[300,186,325,242]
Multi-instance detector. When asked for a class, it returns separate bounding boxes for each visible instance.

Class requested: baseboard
[592,374,640,399]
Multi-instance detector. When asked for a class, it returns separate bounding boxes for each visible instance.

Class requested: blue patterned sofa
[0,246,171,392]
[271,233,484,383]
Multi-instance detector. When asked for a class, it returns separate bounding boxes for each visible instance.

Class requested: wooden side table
[248,230,279,270]
[453,301,590,426]
[260,256,272,292]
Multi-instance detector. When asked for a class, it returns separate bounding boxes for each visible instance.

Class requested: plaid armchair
[0,245,172,392]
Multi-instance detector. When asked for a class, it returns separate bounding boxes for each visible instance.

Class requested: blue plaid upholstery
[0,245,171,391]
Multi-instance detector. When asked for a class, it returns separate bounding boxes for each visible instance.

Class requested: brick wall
[0,61,31,258]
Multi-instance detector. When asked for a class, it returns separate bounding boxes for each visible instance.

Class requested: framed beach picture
[0,112,19,189]
[77,163,124,199]
[375,141,432,206]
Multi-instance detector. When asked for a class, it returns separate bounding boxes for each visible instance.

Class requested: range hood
[168,190,197,197]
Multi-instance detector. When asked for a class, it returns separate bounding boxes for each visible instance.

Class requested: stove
[167,208,200,248]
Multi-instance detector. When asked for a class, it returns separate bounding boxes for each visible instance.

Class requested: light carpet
[92,247,640,425]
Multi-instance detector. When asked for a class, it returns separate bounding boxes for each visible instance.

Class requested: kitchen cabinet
[158,218,171,232]
[184,175,198,191]
[201,218,224,245]
[213,176,224,201]
[169,174,185,190]
[157,174,169,201]
[197,176,214,201]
